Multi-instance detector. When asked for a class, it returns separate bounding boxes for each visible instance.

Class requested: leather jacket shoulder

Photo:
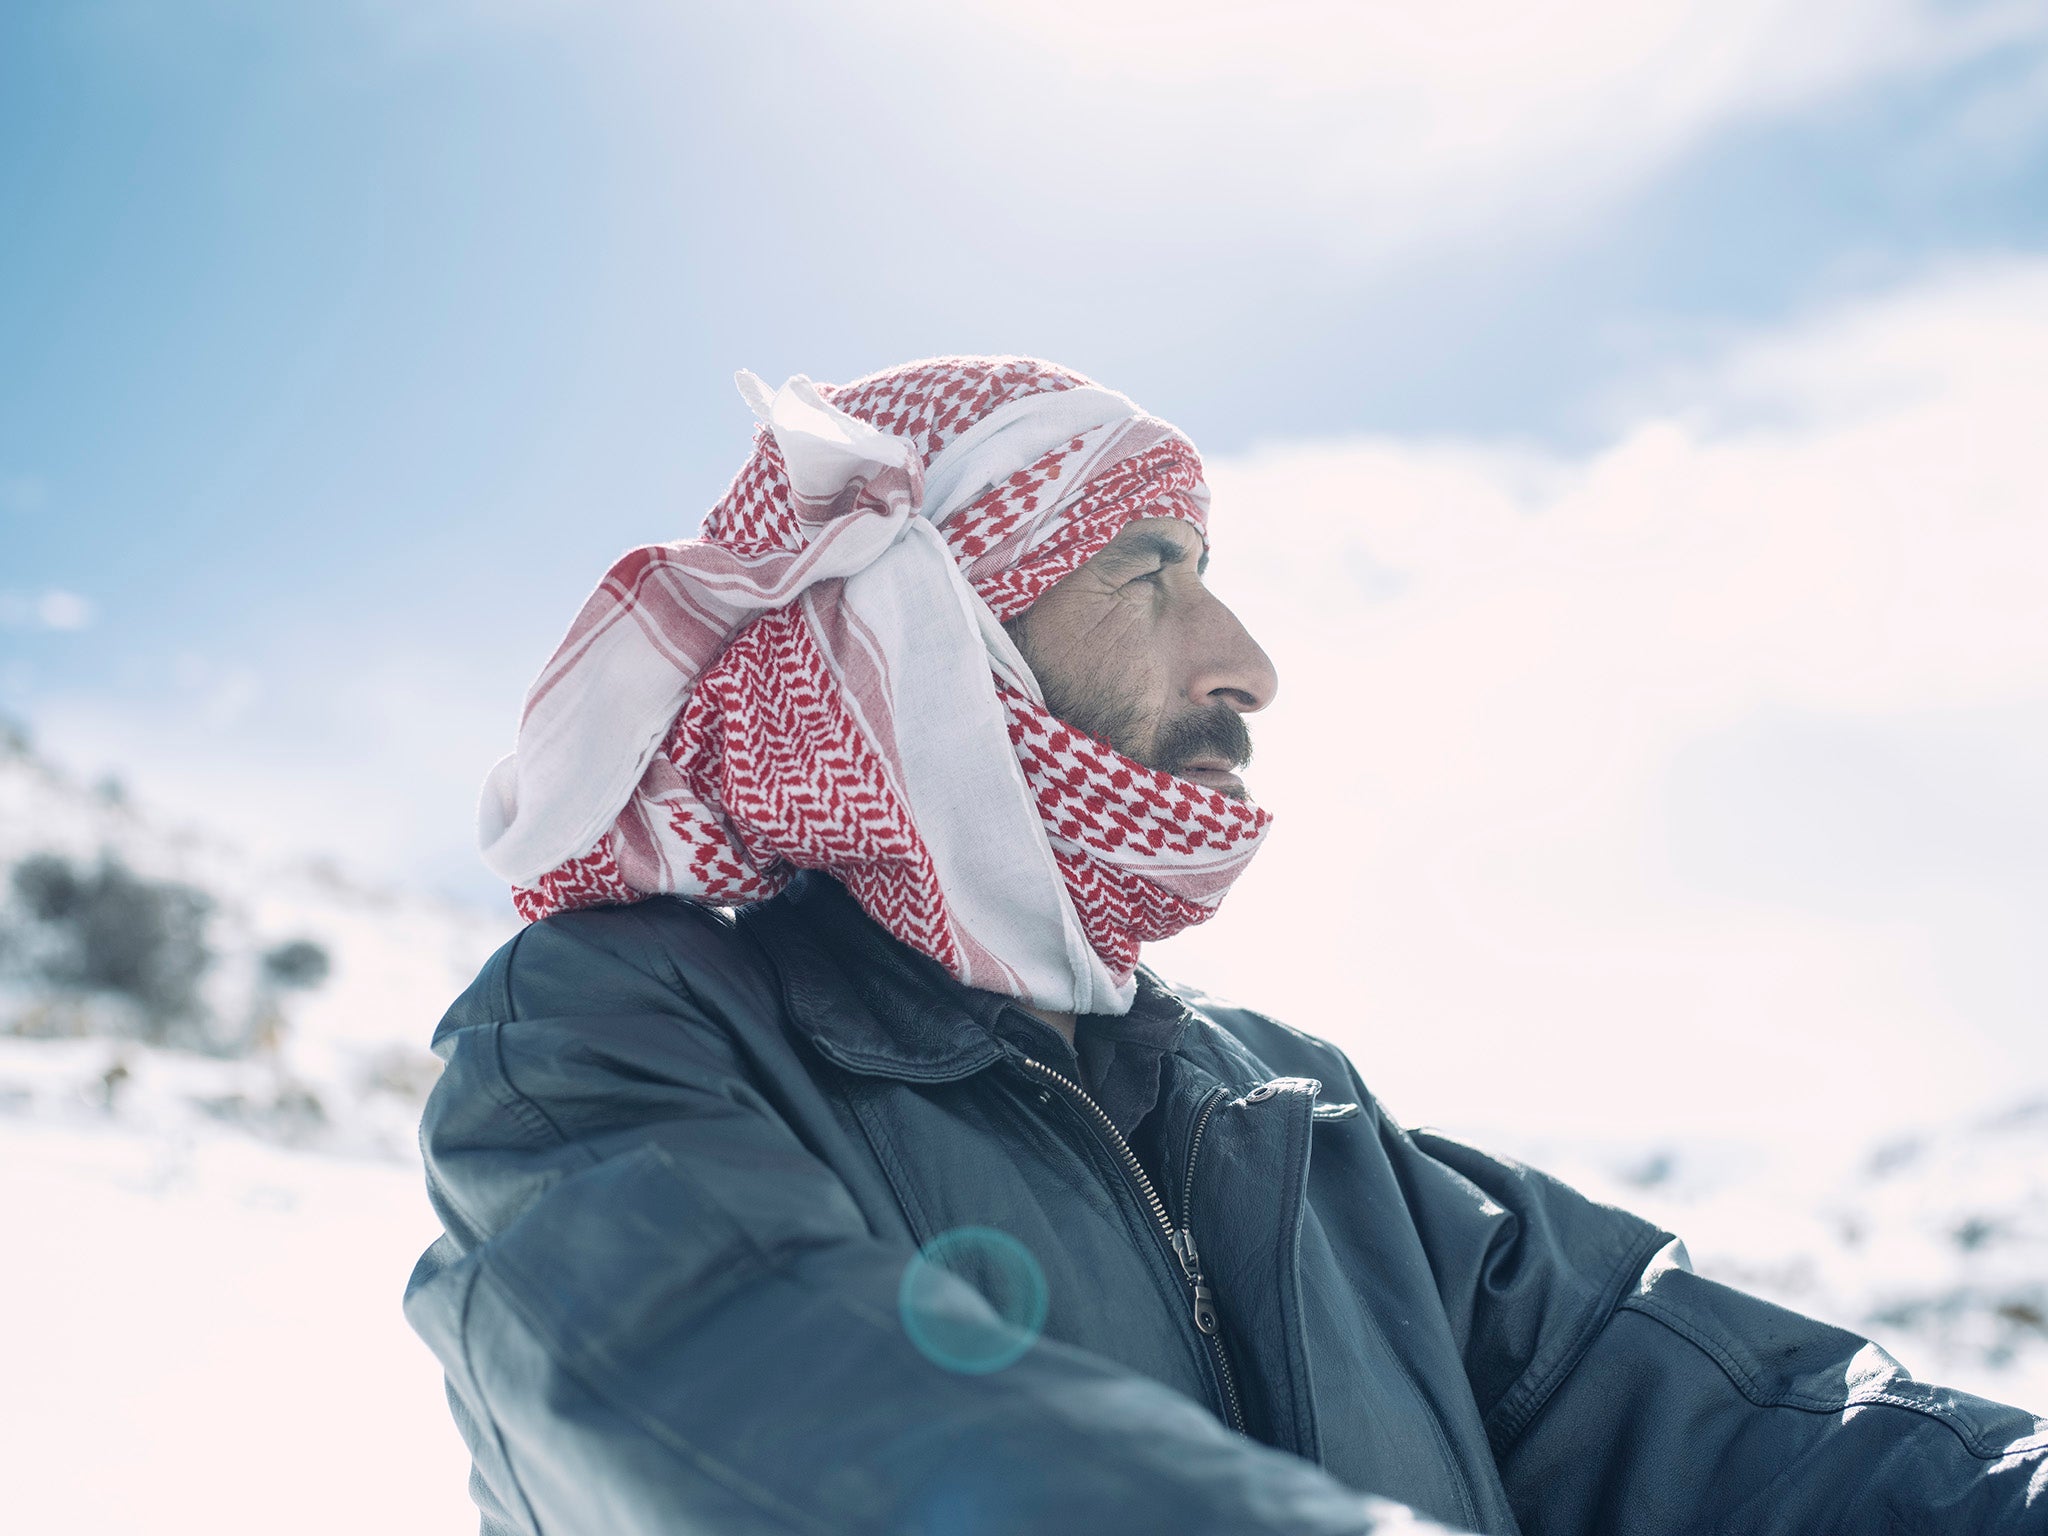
[406,881,2048,1535]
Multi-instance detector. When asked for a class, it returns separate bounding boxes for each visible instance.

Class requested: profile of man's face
[1002,518,1278,801]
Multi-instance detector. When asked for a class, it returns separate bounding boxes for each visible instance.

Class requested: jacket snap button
[1245,1082,1279,1103]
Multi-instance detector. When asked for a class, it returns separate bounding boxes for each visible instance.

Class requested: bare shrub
[9,854,216,1044]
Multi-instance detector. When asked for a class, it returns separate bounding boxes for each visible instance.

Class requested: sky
[4,0,2048,1139]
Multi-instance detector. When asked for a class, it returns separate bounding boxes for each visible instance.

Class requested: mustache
[1150,703,1254,778]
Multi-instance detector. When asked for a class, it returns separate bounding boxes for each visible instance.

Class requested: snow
[4,1054,2037,1536]
[0,737,513,1145]
[0,1111,473,1535]
[0,732,2041,1536]
[0,734,505,1532]
[1485,1107,2048,1412]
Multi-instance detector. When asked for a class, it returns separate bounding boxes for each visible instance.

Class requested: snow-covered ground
[1,734,510,1533]
[0,732,513,1159]
[1,732,2041,1535]
[1490,1107,2048,1414]
[0,1110,472,1535]
[4,1035,2040,1536]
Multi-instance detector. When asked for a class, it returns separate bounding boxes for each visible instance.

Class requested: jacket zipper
[1017,1056,1246,1434]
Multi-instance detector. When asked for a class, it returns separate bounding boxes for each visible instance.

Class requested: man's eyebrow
[1095,528,1210,577]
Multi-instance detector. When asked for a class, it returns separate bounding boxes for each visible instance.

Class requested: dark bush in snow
[13,853,84,923]
[261,939,331,990]
[9,853,216,1042]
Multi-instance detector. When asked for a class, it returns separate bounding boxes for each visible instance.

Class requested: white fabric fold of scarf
[479,370,1162,1013]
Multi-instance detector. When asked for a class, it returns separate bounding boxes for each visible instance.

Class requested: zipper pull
[1190,1281,1221,1336]
[1172,1229,1222,1335]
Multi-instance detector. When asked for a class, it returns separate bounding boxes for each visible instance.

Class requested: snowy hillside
[0,722,2039,1535]
[0,721,515,1162]
[1493,1106,2048,1415]
[0,723,515,1534]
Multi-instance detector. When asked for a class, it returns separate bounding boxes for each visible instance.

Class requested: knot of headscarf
[479,356,1270,1014]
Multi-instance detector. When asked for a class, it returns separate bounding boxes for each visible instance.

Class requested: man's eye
[1128,567,1166,587]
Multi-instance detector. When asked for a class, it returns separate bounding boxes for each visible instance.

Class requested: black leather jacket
[406,873,2046,1534]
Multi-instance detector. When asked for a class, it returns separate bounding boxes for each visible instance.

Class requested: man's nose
[1187,593,1278,714]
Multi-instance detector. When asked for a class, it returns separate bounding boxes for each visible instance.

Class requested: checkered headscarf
[480,357,1270,1014]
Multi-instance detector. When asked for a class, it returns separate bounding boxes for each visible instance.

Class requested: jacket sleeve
[1368,1106,2048,1536]
[403,910,1470,1536]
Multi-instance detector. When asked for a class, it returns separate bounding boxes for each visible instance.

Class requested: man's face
[1004,517,1278,801]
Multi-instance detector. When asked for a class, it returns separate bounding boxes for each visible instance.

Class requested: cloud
[794,0,2048,261]
[38,591,94,631]
[0,590,95,631]
[362,0,2048,269]
[1150,257,2048,1141]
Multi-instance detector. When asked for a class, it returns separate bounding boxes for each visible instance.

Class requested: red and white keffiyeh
[480,356,1270,1015]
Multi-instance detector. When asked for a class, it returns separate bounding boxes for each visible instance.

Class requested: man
[406,357,2044,1534]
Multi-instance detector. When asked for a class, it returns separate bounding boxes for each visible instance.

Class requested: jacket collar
[738,871,1194,1083]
